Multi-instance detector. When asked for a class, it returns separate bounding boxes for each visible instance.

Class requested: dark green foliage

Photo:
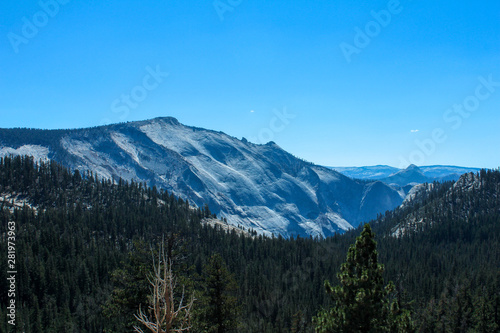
[418,281,499,333]
[0,156,205,332]
[314,224,405,332]
[102,240,152,332]
[0,156,498,332]
[473,288,500,333]
[370,171,500,332]
[290,311,308,333]
[197,253,240,332]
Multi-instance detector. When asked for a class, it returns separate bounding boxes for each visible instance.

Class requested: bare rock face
[0,117,406,238]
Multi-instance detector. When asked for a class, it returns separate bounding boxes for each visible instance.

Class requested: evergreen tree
[314,224,399,332]
[199,253,240,333]
[473,291,499,333]
[290,310,307,333]
[1,156,499,332]
[103,240,151,332]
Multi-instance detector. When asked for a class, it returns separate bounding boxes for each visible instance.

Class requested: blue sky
[1,0,499,168]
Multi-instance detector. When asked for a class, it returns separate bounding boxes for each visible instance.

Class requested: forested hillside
[0,156,499,332]
[372,170,500,331]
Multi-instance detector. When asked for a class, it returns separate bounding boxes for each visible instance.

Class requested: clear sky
[1,0,499,168]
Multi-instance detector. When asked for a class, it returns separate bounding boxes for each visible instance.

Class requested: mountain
[419,165,482,180]
[330,164,481,186]
[380,164,430,186]
[2,154,499,332]
[386,169,500,238]
[368,169,500,331]
[0,117,407,238]
[330,165,400,180]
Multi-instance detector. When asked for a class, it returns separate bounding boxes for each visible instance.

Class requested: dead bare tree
[134,242,195,333]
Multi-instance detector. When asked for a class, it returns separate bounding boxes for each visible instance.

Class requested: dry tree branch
[134,241,195,333]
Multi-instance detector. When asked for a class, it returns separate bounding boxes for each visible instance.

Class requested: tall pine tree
[314,224,409,332]
[199,253,240,333]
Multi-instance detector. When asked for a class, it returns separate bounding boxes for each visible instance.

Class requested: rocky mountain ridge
[331,164,481,186]
[0,117,408,237]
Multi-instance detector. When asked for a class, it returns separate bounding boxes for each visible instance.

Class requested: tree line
[0,155,499,332]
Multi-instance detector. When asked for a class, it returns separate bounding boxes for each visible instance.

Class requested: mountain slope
[372,169,500,238]
[381,164,430,186]
[0,117,406,237]
[369,169,500,308]
[330,164,481,185]
[1,156,498,332]
[330,165,400,180]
